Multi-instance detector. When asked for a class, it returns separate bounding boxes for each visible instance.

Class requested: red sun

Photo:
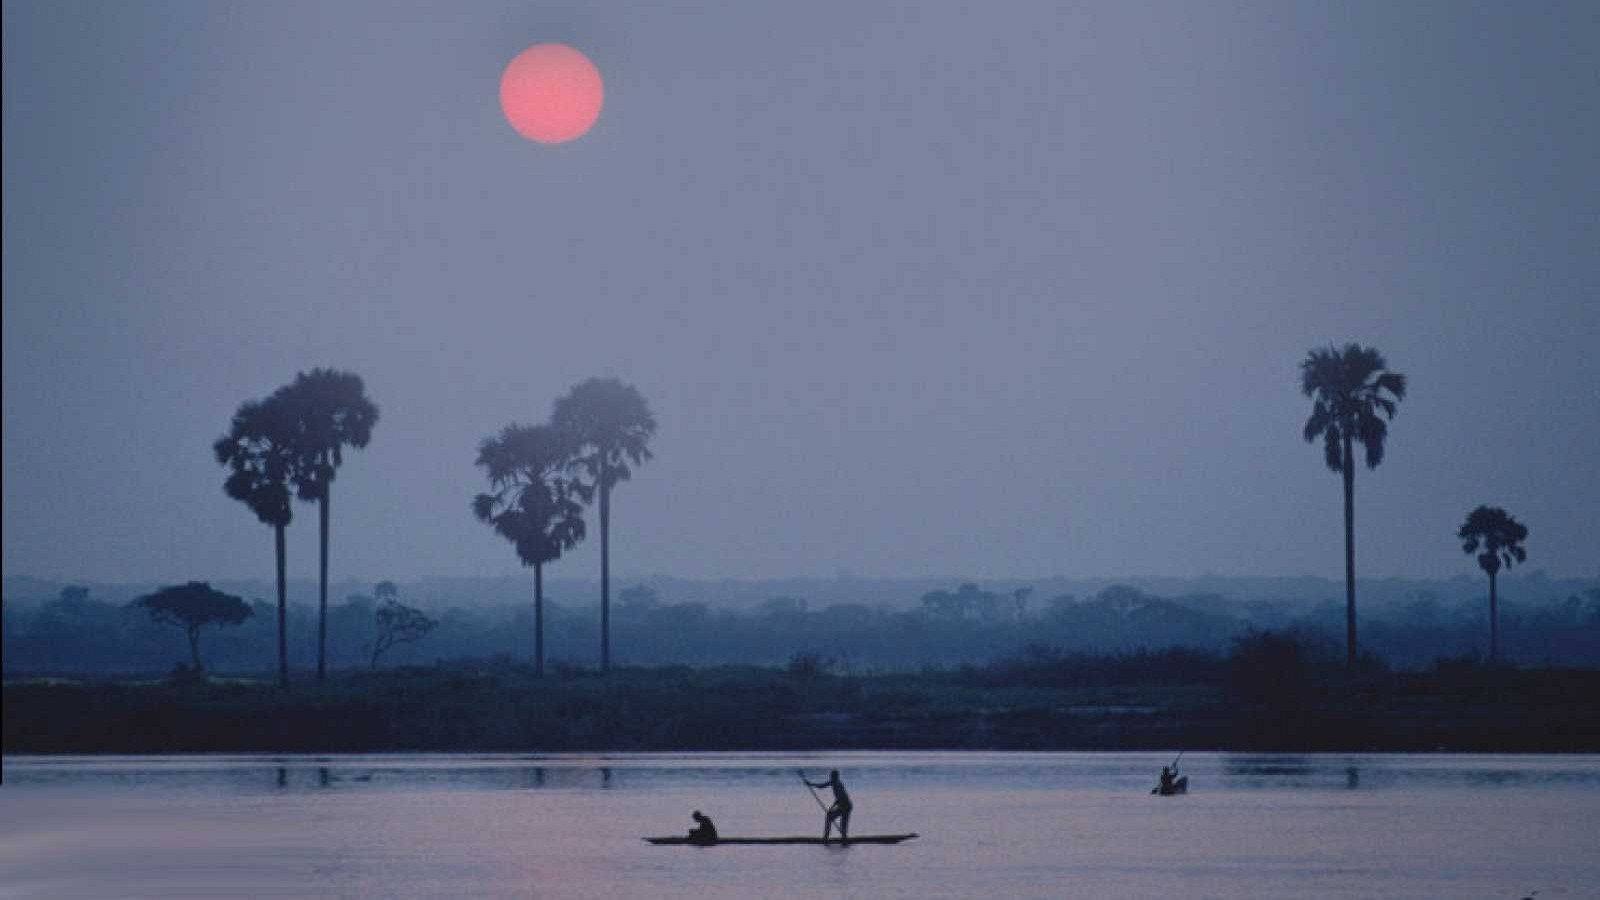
[499,44,604,144]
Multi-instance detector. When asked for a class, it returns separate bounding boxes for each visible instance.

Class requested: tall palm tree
[1300,343,1407,672]
[1458,505,1528,663]
[279,369,379,682]
[473,423,588,675]
[551,377,656,672]
[214,395,297,688]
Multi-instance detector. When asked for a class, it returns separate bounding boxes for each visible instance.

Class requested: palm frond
[1323,430,1342,472]
[1303,403,1333,443]
[1375,371,1407,400]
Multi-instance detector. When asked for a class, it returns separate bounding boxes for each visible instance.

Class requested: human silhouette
[803,769,853,843]
[1158,766,1177,794]
[687,810,718,844]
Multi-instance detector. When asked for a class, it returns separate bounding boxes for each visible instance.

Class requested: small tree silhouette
[131,582,252,672]
[1458,505,1529,663]
[367,597,437,668]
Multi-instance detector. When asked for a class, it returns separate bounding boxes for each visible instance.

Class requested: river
[2,752,1596,898]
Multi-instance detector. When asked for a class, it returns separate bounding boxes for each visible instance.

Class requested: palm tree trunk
[1342,435,1357,673]
[1489,570,1499,663]
[318,484,329,683]
[534,561,545,677]
[275,523,288,689]
[600,460,611,673]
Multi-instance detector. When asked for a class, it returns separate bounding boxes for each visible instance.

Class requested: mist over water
[4,753,1597,898]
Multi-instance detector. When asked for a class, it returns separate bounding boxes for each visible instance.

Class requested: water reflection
[4,752,1594,899]
[5,752,1598,795]
[1223,754,1318,789]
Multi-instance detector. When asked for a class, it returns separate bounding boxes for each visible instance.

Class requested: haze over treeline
[9,574,1597,676]
[7,573,1595,613]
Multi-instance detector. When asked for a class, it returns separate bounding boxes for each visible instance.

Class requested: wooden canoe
[645,833,919,846]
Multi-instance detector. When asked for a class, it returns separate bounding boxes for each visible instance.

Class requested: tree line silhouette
[108,343,1538,684]
[214,372,654,686]
[1298,343,1530,671]
[11,580,1595,677]
[472,377,656,675]
[214,369,378,687]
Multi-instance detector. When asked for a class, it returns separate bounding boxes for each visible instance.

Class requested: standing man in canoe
[801,769,853,843]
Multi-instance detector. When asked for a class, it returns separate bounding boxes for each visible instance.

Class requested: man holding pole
[800,769,853,844]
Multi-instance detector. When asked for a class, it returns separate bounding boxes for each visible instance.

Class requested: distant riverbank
[5,659,1597,753]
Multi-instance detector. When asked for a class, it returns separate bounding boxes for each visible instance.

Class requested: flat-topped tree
[131,582,252,672]
[1459,505,1529,663]
[474,423,587,675]
[552,378,656,672]
[215,395,297,688]
[278,369,379,683]
[1300,343,1406,672]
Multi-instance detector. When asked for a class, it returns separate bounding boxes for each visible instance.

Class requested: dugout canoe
[644,833,919,846]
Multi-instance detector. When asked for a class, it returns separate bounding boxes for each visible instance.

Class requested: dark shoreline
[6,663,1597,754]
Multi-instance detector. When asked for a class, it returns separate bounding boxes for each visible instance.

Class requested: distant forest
[6,578,1598,677]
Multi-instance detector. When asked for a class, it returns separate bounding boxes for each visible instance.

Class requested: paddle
[797,769,828,813]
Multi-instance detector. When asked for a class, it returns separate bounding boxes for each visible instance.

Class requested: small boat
[1153,776,1189,796]
[644,833,919,846]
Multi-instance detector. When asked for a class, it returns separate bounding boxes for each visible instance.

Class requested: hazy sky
[4,1,1597,586]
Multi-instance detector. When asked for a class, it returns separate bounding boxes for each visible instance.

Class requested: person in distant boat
[687,810,718,844]
[803,769,853,843]
[1158,766,1177,794]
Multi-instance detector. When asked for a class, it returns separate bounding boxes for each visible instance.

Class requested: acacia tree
[279,369,379,683]
[132,582,252,672]
[215,395,297,687]
[551,378,656,672]
[1300,343,1407,671]
[1459,505,1529,663]
[473,423,587,675]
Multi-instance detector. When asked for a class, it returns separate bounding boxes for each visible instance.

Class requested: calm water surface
[3,752,1597,898]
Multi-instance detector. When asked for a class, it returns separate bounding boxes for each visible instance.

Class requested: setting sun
[498,43,604,144]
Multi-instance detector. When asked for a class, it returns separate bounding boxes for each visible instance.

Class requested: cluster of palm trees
[473,377,657,674]
[1300,343,1530,669]
[216,350,1527,683]
[217,372,655,684]
[215,369,378,687]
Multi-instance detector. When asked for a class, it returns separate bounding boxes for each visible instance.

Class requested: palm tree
[278,369,379,682]
[1300,343,1407,671]
[214,396,297,687]
[551,377,656,672]
[473,423,587,675]
[1458,505,1528,663]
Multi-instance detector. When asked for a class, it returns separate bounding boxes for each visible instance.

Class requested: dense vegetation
[6,646,1596,753]
[7,582,1598,678]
